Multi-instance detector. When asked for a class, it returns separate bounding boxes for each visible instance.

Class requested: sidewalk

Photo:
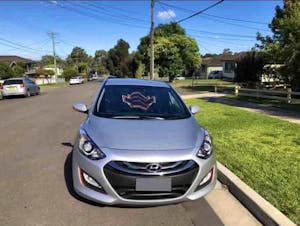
[181,93,300,125]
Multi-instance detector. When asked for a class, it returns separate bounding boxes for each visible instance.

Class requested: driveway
[0,82,260,226]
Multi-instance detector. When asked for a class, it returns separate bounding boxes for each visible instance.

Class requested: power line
[186,28,257,38]
[53,1,147,30]
[157,1,176,22]
[159,1,268,25]
[86,2,149,24]
[0,37,50,54]
[176,0,224,23]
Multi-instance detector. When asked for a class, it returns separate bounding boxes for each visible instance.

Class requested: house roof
[202,57,223,67]
[0,55,34,65]
[202,52,247,66]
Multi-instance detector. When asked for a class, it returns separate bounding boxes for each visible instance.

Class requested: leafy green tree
[104,39,132,77]
[36,67,55,76]
[11,62,25,77]
[40,55,63,66]
[62,66,77,81]
[257,1,300,90]
[137,22,201,81]
[66,47,90,73]
[0,62,14,79]
[135,63,144,79]
[235,52,264,83]
[223,48,233,55]
[92,50,108,74]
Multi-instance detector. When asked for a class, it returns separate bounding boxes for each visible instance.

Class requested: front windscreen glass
[94,85,191,119]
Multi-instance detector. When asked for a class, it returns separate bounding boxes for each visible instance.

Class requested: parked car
[174,76,185,80]
[208,71,223,79]
[0,77,40,98]
[69,76,84,85]
[72,77,216,205]
[88,74,98,81]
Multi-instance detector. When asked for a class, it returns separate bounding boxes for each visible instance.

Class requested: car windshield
[94,85,191,119]
[3,80,23,85]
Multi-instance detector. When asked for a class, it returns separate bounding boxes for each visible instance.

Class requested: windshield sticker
[122,92,156,111]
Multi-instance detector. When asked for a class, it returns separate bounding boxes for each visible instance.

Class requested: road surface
[0,82,260,226]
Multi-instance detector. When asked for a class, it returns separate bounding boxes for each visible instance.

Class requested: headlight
[78,129,106,160]
[196,130,213,159]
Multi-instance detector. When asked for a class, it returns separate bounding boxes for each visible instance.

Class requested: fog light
[199,167,214,186]
[82,172,102,189]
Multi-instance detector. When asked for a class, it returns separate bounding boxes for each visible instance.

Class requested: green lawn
[185,98,300,225]
[39,82,68,90]
[225,95,300,112]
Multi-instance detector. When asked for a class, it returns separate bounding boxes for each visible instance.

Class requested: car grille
[103,160,199,200]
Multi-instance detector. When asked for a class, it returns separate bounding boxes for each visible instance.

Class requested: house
[199,57,223,79]
[219,53,245,80]
[0,55,34,71]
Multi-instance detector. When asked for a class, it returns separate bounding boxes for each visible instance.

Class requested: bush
[235,51,264,83]
[62,66,77,81]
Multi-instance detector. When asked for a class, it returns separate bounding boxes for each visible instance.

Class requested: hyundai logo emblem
[146,163,162,173]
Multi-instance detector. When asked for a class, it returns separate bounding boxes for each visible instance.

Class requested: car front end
[72,78,216,206]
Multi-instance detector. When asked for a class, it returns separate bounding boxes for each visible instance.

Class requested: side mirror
[189,105,200,114]
[73,102,88,114]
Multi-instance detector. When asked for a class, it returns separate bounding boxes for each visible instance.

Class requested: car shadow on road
[63,144,105,207]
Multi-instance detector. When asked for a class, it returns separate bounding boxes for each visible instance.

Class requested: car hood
[84,115,204,151]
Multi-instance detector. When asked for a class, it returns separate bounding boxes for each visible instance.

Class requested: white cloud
[157,10,176,20]
[48,0,57,5]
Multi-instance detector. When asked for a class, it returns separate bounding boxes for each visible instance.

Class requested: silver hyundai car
[72,78,216,206]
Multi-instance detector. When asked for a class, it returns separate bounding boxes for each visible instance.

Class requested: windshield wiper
[112,115,165,120]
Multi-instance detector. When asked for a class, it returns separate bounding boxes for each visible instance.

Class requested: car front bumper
[72,142,217,206]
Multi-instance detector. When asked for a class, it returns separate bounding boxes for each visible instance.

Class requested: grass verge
[185,98,300,225]
[39,82,68,90]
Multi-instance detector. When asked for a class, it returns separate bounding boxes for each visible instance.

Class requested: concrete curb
[217,162,296,226]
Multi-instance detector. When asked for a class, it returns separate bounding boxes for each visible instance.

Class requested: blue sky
[0,1,282,60]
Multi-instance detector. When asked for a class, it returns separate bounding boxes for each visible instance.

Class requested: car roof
[5,77,25,80]
[105,78,169,88]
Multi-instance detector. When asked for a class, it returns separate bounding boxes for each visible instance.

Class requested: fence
[189,84,300,104]
[34,78,65,85]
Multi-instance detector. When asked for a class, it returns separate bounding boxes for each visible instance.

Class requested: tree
[235,52,264,83]
[137,22,201,81]
[11,62,25,77]
[66,47,90,73]
[92,50,108,74]
[40,55,63,66]
[36,67,55,76]
[223,48,233,55]
[62,66,77,81]
[104,39,132,77]
[0,62,14,79]
[257,1,300,90]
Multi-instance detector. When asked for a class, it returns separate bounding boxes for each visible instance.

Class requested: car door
[29,79,38,93]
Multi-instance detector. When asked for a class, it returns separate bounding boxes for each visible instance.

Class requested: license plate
[8,87,16,90]
[136,177,171,192]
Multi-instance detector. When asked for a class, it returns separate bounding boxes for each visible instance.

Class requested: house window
[225,62,235,73]
[201,65,206,73]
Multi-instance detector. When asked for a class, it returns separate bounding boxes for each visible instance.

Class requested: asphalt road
[0,82,257,226]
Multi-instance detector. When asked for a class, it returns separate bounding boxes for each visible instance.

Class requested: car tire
[25,90,31,97]
[36,88,40,95]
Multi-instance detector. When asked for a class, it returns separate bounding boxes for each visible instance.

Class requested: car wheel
[36,88,40,95]
[25,90,31,97]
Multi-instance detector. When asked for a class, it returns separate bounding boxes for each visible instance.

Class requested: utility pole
[150,0,155,80]
[49,32,58,81]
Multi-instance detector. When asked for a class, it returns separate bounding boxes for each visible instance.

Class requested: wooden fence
[189,84,300,104]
